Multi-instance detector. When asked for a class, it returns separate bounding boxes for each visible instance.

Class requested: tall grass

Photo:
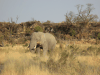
[0,42,100,75]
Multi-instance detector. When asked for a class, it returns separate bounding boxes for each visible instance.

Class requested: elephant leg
[30,50,35,53]
[36,47,40,57]
[43,44,48,57]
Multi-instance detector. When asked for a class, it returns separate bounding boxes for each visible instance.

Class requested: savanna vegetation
[0,4,100,75]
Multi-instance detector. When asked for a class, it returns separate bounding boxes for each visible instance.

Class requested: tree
[65,4,98,40]
[76,4,98,40]
[65,11,75,24]
[75,4,98,25]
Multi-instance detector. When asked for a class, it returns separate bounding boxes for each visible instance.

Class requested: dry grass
[0,45,51,75]
[0,40,100,75]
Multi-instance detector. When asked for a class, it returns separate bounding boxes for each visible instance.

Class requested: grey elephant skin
[29,32,57,56]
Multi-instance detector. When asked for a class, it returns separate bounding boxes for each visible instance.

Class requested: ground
[0,39,100,75]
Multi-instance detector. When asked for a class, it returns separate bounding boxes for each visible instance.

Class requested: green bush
[97,33,100,40]
[70,28,76,37]
[34,26,43,32]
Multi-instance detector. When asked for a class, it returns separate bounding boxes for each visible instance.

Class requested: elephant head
[29,40,36,52]
[29,32,44,52]
[29,33,37,52]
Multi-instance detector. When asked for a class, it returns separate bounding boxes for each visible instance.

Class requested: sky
[0,0,100,23]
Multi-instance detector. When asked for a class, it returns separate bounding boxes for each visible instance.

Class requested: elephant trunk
[29,40,37,52]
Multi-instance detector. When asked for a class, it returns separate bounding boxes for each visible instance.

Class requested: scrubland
[0,40,100,75]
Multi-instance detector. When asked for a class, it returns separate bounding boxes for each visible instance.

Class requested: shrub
[97,33,100,40]
[23,43,29,47]
[34,26,43,32]
[70,28,76,37]
[18,38,27,44]
[0,35,4,42]
[26,28,31,34]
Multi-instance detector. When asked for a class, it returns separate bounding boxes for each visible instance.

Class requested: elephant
[29,32,57,57]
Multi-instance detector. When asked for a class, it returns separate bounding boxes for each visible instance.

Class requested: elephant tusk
[34,45,36,49]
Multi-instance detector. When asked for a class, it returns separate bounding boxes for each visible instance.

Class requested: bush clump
[34,26,43,32]
[97,33,100,40]
[26,28,31,34]
[70,28,76,37]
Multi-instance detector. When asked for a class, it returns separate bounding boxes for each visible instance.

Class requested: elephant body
[29,32,57,56]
